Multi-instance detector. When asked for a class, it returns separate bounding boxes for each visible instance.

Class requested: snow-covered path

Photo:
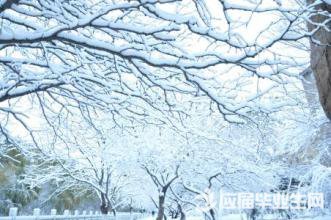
[139,214,331,220]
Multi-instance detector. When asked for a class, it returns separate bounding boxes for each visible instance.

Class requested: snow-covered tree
[21,119,137,214]
[0,0,314,140]
[306,0,331,120]
[143,164,179,220]
[1,1,330,219]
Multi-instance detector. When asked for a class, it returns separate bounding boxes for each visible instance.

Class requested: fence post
[63,209,70,217]
[50,209,57,220]
[74,210,79,216]
[9,207,18,220]
[51,209,57,216]
[33,208,41,220]
[81,210,86,220]
[89,210,93,216]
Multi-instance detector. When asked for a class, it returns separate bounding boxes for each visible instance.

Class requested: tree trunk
[180,212,186,220]
[100,202,109,214]
[307,0,331,120]
[209,209,216,220]
[178,204,186,220]
[156,195,165,220]
[112,208,116,216]
[100,192,111,214]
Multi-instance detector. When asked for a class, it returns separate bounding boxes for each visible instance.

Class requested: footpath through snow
[139,214,331,220]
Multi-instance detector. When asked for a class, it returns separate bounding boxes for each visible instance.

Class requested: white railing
[0,208,145,220]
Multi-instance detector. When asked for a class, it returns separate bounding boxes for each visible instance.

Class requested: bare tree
[0,0,314,137]
[22,127,131,215]
[143,165,179,220]
[306,0,331,120]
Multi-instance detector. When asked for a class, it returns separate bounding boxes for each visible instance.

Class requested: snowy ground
[139,214,331,220]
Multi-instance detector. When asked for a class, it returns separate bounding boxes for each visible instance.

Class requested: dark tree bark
[0,0,20,13]
[100,192,116,215]
[143,165,179,220]
[100,192,110,214]
[209,209,216,220]
[307,1,331,120]
[178,204,186,220]
[157,194,166,220]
